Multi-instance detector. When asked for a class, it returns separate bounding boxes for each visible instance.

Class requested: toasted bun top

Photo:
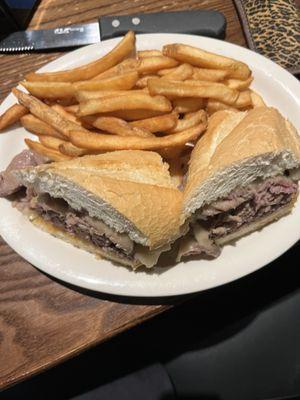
[16,150,183,249]
[184,107,300,217]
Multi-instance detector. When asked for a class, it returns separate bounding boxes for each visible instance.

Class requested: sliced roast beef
[32,193,134,259]
[198,176,298,240]
[0,150,46,197]
[179,175,298,260]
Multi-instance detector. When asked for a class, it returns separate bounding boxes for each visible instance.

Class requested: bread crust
[184,107,300,216]
[16,150,184,249]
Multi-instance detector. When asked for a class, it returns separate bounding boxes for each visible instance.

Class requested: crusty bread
[215,195,297,246]
[30,213,140,269]
[16,150,184,249]
[184,107,300,217]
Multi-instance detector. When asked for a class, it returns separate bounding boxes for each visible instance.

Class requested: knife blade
[0,10,226,53]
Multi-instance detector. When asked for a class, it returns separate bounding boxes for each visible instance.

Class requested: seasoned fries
[59,142,94,157]
[234,90,252,108]
[138,50,162,58]
[250,90,266,107]
[89,116,154,138]
[0,104,28,131]
[163,44,251,79]
[69,123,207,151]
[148,78,239,105]
[73,71,138,91]
[21,81,74,99]
[130,113,178,133]
[78,93,172,116]
[75,89,145,102]
[91,58,139,80]
[26,31,136,82]
[173,98,205,113]
[0,31,262,164]
[107,109,165,121]
[20,114,65,138]
[39,135,68,151]
[166,110,206,133]
[224,76,253,90]
[25,139,71,161]
[138,56,178,74]
[13,88,89,138]
[135,75,158,89]
[192,67,229,81]
[51,104,82,125]
[206,99,238,115]
[162,63,194,81]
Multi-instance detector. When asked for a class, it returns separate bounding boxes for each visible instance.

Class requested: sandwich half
[13,150,184,269]
[179,107,300,260]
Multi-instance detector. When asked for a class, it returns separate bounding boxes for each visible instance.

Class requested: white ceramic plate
[0,34,300,297]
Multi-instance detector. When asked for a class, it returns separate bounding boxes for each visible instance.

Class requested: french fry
[25,138,72,161]
[0,104,28,131]
[59,142,95,157]
[65,105,79,114]
[250,90,266,107]
[163,44,251,80]
[157,66,179,76]
[138,56,178,74]
[233,90,252,108]
[206,99,239,115]
[92,58,139,80]
[26,31,136,82]
[75,89,145,102]
[21,81,74,99]
[106,109,164,121]
[78,93,172,116]
[224,76,253,90]
[148,78,239,105]
[69,122,207,151]
[173,98,205,113]
[138,50,162,58]
[135,75,158,89]
[89,116,154,137]
[166,110,206,133]
[192,67,230,81]
[51,104,82,125]
[20,114,65,138]
[129,113,178,132]
[13,88,89,138]
[79,109,165,121]
[162,63,193,81]
[73,71,138,91]
[39,135,68,151]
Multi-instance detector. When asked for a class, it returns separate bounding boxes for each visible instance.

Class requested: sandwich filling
[22,191,168,268]
[32,193,136,261]
[178,175,298,260]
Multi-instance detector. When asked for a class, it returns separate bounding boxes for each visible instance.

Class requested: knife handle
[99,10,226,41]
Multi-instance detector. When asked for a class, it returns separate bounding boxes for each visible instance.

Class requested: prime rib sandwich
[0,150,184,269]
[179,107,300,260]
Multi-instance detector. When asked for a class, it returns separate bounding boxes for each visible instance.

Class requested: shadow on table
[2,241,299,399]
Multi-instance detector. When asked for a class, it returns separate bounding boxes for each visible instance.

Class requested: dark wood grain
[0,0,246,391]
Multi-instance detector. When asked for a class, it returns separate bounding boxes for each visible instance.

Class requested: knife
[0,10,226,53]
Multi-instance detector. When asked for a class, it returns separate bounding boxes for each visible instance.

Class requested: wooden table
[0,0,246,390]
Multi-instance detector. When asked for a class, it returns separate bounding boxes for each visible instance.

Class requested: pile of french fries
[0,31,266,162]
